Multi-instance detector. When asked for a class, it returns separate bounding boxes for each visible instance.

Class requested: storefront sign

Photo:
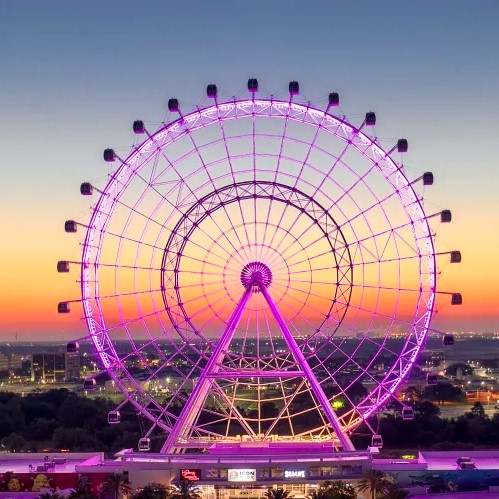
[284,470,306,479]
[179,469,201,481]
[228,469,256,482]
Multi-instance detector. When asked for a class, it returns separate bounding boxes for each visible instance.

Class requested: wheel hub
[240,262,273,290]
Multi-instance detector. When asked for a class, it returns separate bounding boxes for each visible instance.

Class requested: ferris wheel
[58,80,461,453]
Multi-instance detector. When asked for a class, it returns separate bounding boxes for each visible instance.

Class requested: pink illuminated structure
[60,81,461,453]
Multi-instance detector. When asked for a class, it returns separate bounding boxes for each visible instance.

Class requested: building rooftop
[373,450,499,473]
[420,450,499,471]
[0,452,120,475]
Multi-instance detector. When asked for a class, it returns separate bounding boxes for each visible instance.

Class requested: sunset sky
[1,0,498,341]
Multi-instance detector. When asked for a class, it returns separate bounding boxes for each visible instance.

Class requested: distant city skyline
[1,1,498,340]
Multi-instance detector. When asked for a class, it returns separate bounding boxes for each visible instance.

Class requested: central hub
[240,262,273,291]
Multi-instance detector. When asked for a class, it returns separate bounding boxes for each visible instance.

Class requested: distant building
[429,350,445,367]
[31,353,80,382]
[65,353,80,381]
[0,354,24,373]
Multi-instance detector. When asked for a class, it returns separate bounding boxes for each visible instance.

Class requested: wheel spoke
[74,95,438,452]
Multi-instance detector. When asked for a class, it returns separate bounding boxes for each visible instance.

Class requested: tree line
[0,389,138,452]
[1,388,498,453]
[351,398,499,451]
[37,472,409,499]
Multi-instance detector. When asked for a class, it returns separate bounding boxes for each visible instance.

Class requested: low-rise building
[31,353,80,383]
[3,448,499,498]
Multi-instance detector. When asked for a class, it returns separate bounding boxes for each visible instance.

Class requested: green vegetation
[132,483,169,499]
[100,474,132,499]
[169,480,202,499]
[352,400,499,450]
[383,484,410,499]
[69,476,98,499]
[356,471,409,499]
[0,389,498,453]
[307,480,356,499]
[65,478,412,499]
[0,389,140,452]
[264,489,291,499]
[38,493,62,499]
[356,470,393,499]
[130,481,200,499]
[422,382,466,404]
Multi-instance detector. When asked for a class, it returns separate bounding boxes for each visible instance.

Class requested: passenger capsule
[328,92,339,107]
[206,84,217,99]
[288,80,299,95]
[402,406,414,420]
[108,411,121,424]
[450,251,462,263]
[57,261,70,273]
[372,434,383,448]
[138,437,151,451]
[423,172,434,185]
[247,78,259,93]
[133,120,145,134]
[83,378,96,391]
[427,372,438,386]
[103,149,116,162]
[365,112,376,126]
[64,220,77,233]
[168,98,179,112]
[397,139,408,153]
[58,302,70,314]
[67,341,79,353]
[443,334,455,346]
[80,182,93,196]
[441,210,452,223]
[451,293,462,305]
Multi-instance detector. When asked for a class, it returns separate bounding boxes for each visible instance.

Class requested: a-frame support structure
[161,263,354,453]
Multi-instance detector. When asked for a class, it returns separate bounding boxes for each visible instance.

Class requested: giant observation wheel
[59,80,461,453]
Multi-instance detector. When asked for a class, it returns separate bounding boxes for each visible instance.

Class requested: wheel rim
[80,98,436,445]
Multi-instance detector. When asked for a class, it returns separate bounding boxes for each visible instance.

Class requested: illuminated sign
[228,469,256,482]
[179,469,201,481]
[284,470,306,479]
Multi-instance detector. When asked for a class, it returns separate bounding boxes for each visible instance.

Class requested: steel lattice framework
[72,94,438,452]
[161,181,353,343]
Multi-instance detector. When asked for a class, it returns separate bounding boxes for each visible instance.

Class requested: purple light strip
[80,98,436,446]
[161,285,253,452]
[259,285,354,451]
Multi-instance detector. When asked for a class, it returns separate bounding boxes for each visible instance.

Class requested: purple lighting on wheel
[240,262,273,290]
[61,82,460,453]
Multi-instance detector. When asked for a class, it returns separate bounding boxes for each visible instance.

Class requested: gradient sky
[1,0,498,340]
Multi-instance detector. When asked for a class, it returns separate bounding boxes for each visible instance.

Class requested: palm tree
[326,481,356,499]
[169,480,201,499]
[121,482,133,499]
[39,493,62,499]
[306,490,330,499]
[70,477,98,499]
[132,483,169,499]
[382,483,410,499]
[70,486,98,499]
[307,481,356,499]
[264,489,291,499]
[356,469,391,499]
[100,474,132,499]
